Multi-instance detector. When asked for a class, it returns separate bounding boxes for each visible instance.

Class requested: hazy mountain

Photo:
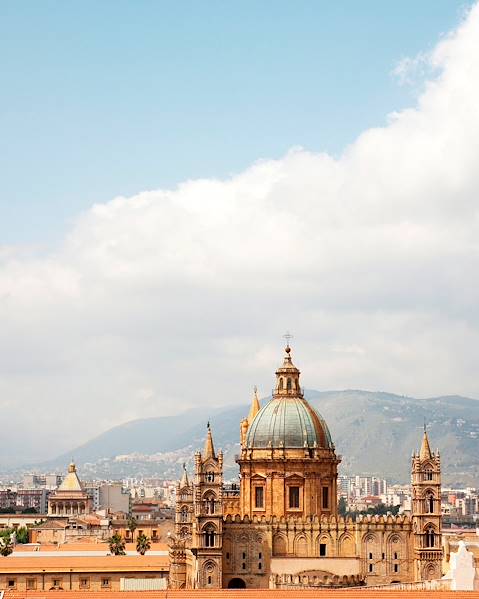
[30,391,479,485]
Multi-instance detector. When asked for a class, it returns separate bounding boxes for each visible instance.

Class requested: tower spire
[180,462,189,488]
[248,386,261,424]
[420,426,433,461]
[203,422,216,459]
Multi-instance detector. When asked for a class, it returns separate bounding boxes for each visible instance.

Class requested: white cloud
[1,4,479,463]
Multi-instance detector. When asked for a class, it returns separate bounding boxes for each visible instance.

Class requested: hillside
[39,390,479,485]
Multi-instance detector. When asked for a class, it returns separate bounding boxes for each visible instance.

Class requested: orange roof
[4,591,479,599]
[0,555,168,573]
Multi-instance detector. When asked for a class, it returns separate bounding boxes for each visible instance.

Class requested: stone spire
[247,386,261,424]
[180,463,189,488]
[203,422,216,460]
[420,427,433,461]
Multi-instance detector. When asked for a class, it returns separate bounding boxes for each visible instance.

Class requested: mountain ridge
[31,389,479,486]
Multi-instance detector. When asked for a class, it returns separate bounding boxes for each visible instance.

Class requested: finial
[207,420,210,430]
[283,332,293,354]
[424,418,427,433]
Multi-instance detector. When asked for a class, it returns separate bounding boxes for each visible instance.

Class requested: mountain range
[35,390,479,486]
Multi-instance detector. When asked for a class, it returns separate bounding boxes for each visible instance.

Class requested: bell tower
[412,427,443,581]
[192,423,224,589]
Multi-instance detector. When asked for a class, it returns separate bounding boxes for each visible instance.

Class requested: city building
[0,544,169,592]
[169,344,443,590]
[48,463,92,517]
[83,481,130,514]
[0,489,48,514]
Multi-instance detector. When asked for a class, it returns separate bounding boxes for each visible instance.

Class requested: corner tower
[192,424,224,589]
[412,427,443,581]
[236,344,340,519]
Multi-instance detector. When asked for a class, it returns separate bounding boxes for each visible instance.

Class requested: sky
[1,1,478,464]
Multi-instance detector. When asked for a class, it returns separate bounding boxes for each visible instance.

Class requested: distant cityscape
[1,469,477,526]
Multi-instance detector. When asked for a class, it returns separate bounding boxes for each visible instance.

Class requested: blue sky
[0,1,469,244]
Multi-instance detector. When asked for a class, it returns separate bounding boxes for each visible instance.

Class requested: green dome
[246,396,333,449]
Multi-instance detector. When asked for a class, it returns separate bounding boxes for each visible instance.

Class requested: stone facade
[169,345,443,589]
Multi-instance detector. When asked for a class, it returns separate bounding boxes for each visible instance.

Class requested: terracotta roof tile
[4,591,479,598]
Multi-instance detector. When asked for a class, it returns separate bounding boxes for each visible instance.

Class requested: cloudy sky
[1,2,478,464]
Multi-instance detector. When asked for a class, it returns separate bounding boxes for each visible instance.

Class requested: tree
[15,527,29,544]
[136,532,151,556]
[108,533,126,556]
[0,535,13,557]
[338,496,347,517]
[21,507,38,514]
[127,517,137,543]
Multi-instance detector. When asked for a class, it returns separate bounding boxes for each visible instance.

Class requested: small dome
[246,396,333,449]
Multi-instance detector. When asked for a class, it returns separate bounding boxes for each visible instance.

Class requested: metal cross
[283,331,293,345]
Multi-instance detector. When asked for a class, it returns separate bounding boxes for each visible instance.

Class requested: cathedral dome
[245,395,333,449]
[245,344,333,449]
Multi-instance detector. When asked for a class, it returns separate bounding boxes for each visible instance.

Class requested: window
[254,486,264,509]
[258,562,262,570]
[289,486,300,509]
[242,562,246,570]
[394,552,398,560]
[426,470,433,480]
[207,575,212,585]
[320,543,327,557]
[426,528,435,548]
[287,378,292,390]
[226,552,230,559]
[152,530,158,539]
[258,552,262,559]
[27,579,36,590]
[52,579,62,589]
[426,493,434,513]
[101,578,111,588]
[394,564,399,573]
[382,552,385,560]
[204,525,215,547]
[79,578,90,589]
[322,486,329,509]
[206,472,215,482]
[369,563,373,573]
[7,580,16,588]
[369,552,373,560]
[242,552,246,559]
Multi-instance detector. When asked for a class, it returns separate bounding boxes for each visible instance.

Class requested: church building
[169,344,443,589]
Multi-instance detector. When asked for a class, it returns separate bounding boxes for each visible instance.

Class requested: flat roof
[0,555,169,573]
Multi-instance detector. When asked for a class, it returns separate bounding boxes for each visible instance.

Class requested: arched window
[425,527,435,548]
[279,378,283,389]
[204,525,215,547]
[287,378,292,391]
[203,493,216,515]
[206,471,215,483]
[426,492,434,514]
[425,469,433,481]
[180,507,188,522]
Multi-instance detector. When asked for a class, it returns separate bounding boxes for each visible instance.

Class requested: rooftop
[3,591,479,599]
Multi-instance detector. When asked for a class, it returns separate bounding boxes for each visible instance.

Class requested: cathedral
[168,344,443,589]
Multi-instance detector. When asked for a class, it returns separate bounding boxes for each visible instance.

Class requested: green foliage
[15,526,29,544]
[127,517,137,533]
[21,507,38,514]
[345,502,400,517]
[108,532,126,556]
[136,532,151,556]
[0,535,13,557]
[338,496,347,516]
